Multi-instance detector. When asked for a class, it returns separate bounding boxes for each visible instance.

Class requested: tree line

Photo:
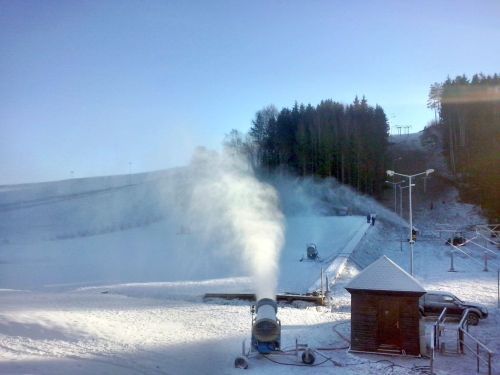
[428,73,500,219]
[228,97,390,196]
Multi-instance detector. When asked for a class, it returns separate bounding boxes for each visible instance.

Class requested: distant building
[345,256,426,356]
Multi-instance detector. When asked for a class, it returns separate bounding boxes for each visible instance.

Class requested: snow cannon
[251,298,281,354]
[300,243,319,262]
[306,243,318,260]
[234,299,316,369]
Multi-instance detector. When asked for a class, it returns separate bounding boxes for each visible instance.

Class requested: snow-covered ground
[0,169,373,374]
[0,145,498,374]
[0,206,367,294]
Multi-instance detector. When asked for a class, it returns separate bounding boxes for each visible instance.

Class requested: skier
[371,214,376,226]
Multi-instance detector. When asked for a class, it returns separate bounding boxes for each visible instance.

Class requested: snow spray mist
[188,148,284,299]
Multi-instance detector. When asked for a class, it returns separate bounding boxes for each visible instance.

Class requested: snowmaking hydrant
[234,298,316,369]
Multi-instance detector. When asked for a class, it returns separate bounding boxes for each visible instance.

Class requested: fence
[433,307,447,350]
[457,309,494,375]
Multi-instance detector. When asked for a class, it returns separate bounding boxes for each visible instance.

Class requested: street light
[385,180,404,213]
[386,169,435,275]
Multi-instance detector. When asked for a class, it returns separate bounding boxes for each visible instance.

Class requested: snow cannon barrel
[251,298,281,353]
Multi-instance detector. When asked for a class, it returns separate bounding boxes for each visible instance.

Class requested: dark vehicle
[419,291,488,325]
[446,232,466,246]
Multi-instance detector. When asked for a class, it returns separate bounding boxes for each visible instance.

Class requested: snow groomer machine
[234,298,316,369]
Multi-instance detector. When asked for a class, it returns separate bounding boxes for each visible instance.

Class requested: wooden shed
[345,256,426,356]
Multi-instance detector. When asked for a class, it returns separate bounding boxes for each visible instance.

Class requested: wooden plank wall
[398,295,420,355]
[351,293,379,352]
[350,292,420,355]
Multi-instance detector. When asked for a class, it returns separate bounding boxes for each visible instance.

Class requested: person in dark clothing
[367,213,371,223]
[371,214,376,226]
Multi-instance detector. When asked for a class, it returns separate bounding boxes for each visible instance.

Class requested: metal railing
[433,307,447,350]
[430,307,448,375]
[458,309,494,375]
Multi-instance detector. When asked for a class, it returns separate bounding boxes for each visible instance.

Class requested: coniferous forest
[227,75,498,219]
[246,97,389,196]
[429,74,500,219]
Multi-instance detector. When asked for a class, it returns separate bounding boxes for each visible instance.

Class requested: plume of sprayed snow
[269,174,407,227]
[187,148,284,300]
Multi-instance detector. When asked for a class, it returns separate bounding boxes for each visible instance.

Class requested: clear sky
[1,0,499,184]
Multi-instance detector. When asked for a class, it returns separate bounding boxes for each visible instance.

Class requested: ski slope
[0,214,368,292]
[278,216,368,293]
[0,168,497,375]
[0,171,368,292]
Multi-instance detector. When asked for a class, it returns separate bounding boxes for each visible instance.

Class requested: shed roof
[345,256,426,293]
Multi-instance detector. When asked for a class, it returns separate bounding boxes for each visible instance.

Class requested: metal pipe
[477,343,480,372]
[394,183,397,212]
[409,175,413,275]
[385,180,403,213]
[320,267,323,295]
[449,250,456,272]
[399,184,403,216]
[430,329,435,375]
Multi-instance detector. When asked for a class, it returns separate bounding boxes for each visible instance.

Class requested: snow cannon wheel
[301,348,315,365]
[234,356,248,369]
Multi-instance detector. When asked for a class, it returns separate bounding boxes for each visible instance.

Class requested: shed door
[378,299,401,352]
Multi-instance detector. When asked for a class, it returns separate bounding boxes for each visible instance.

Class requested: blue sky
[1,1,499,184]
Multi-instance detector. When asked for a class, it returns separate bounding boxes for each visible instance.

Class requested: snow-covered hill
[0,143,498,375]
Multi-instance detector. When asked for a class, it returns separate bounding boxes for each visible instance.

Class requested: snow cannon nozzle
[256,298,277,313]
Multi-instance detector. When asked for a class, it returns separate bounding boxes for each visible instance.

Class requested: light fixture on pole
[386,169,435,275]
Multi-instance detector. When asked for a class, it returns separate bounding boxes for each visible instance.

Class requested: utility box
[345,256,426,356]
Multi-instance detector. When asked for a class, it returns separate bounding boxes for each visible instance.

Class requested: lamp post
[385,180,404,213]
[386,168,435,275]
